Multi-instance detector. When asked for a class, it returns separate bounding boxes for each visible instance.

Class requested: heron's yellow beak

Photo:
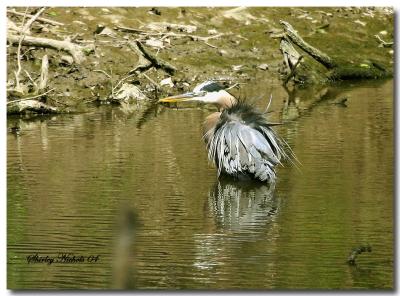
[158,92,197,103]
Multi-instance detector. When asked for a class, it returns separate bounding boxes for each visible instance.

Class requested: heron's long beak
[158,92,198,103]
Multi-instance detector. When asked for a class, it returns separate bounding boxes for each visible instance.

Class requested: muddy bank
[7,7,393,115]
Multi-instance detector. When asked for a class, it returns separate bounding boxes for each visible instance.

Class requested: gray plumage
[205,101,290,183]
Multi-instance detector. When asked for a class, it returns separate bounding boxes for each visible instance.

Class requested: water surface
[7,79,393,289]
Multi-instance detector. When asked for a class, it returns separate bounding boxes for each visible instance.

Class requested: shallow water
[7,79,393,289]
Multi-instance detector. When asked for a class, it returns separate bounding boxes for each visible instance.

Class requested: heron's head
[158,81,237,110]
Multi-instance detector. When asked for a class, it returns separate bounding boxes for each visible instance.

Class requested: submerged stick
[347,245,372,265]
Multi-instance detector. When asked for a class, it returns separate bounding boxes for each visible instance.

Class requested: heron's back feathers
[205,101,290,183]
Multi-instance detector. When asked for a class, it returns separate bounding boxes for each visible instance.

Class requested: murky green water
[7,79,393,289]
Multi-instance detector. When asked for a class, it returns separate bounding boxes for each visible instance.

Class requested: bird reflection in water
[208,176,279,232]
[193,178,280,273]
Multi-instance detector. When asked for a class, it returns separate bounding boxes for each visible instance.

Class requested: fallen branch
[7,9,64,26]
[7,99,59,114]
[117,25,225,48]
[22,7,46,34]
[7,34,94,63]
[277,21,390,83]
[127,41,152,73]
[128,41,176,75]
[280,20,336,69]
[136,41,177,75]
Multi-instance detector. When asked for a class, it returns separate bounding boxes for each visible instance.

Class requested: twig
[225,82,239,90]
[38,54,49,91]
[24,69,37,89]
[22,7,46,34]
[135,41,177,75]
[117,25,224,48]
[93,69,111,79]
[115,25,148,34]
[7,9,64,26]
[141,73,160,88]
[284,55,303,85]
[14,7,29,94]
[374,34,393,48]
[94,69,114,98]
[7,88,55,105]
[112,73,137,94]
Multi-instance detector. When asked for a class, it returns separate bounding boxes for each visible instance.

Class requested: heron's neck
[217,91,237,110]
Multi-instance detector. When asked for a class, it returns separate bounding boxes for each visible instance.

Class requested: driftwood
[7,88,55,105]
[7,34,94,64]
[278,20,390,84]
[7,9,64,26]
[7,99,59,114]
[281,20,336,69]
[7,88,60,114]
[128,41,176,75]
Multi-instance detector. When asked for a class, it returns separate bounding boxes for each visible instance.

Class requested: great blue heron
[159,81,293,183]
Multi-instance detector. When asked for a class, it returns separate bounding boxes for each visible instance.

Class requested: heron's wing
[208,121,283,182]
